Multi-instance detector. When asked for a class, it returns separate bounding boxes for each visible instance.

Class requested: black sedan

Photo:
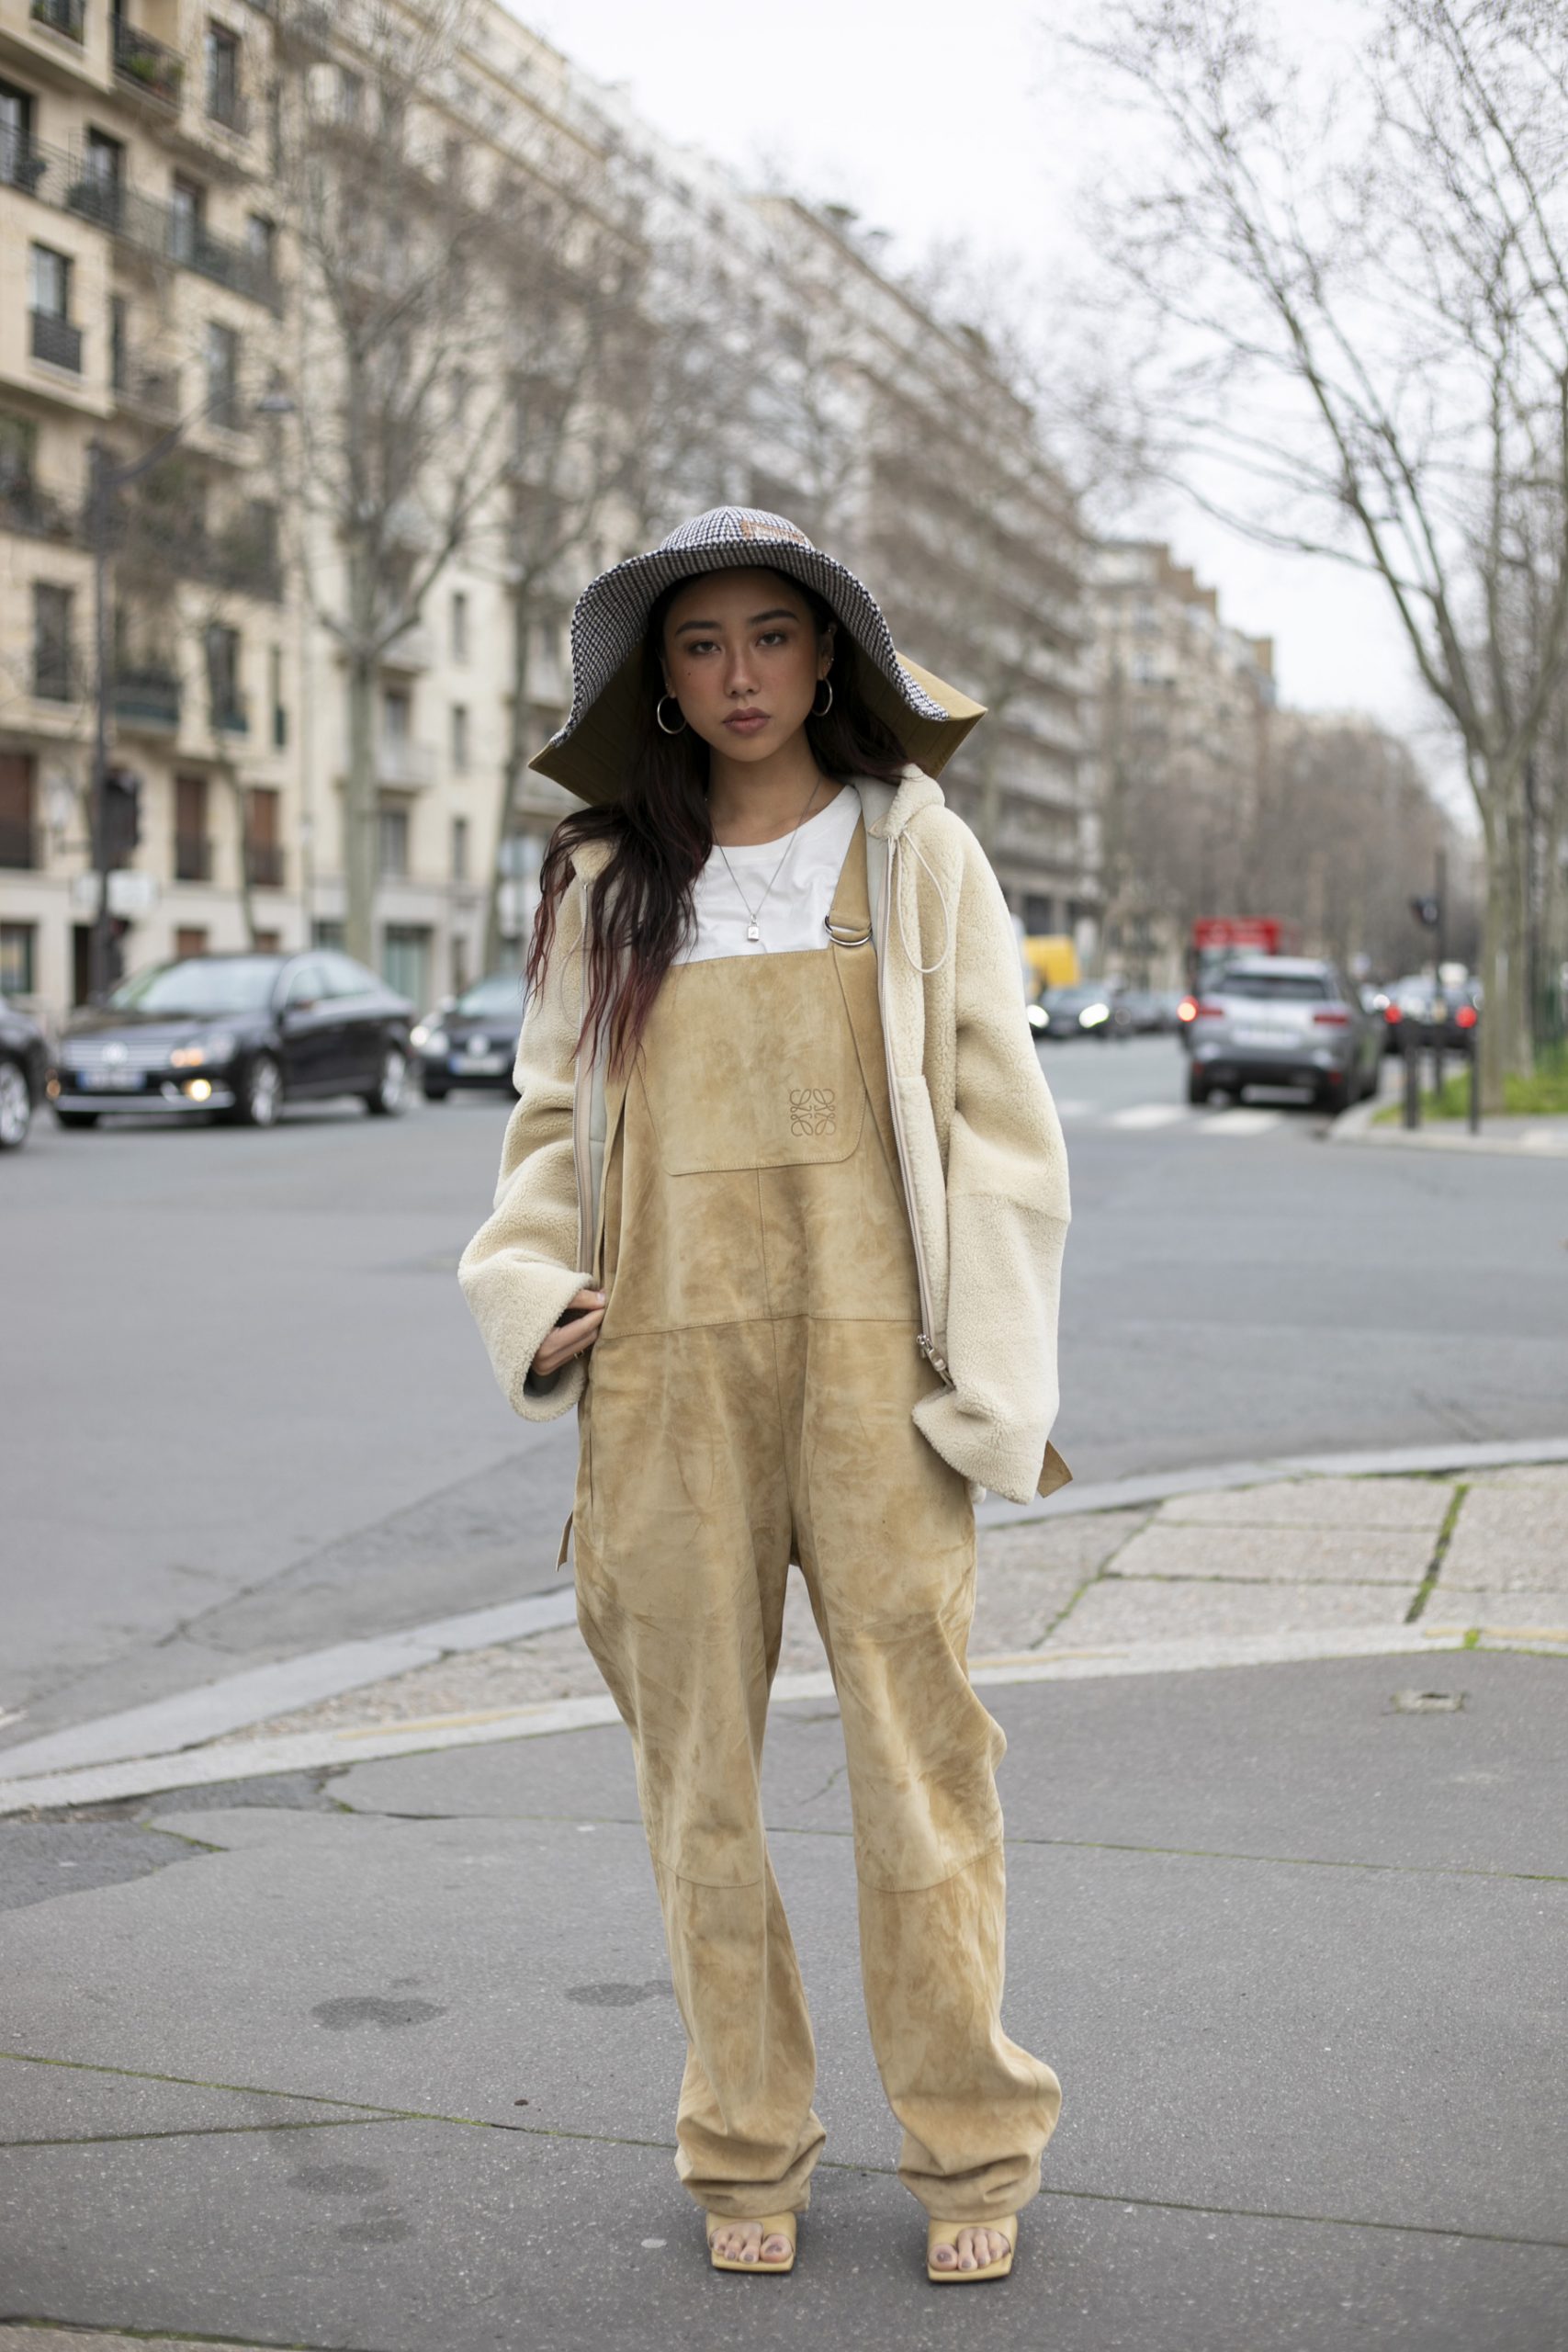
[52,951,415,1130]
[0,994,50,1150]
[414,972,526,1100]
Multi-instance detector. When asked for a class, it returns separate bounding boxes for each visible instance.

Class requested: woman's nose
[725,647,758,695]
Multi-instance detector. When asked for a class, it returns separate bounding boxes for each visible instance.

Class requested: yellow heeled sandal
[926,2213,1017,2283]
[706,2211,796,2274]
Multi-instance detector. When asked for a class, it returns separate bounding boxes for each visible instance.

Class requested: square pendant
[747,922,761,942]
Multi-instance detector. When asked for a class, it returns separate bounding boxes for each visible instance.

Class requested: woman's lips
[725,709,770,732]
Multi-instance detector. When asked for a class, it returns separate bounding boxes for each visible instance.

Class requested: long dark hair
[526,571,909,1072]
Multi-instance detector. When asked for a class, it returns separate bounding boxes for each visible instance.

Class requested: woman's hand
[531,1288,606,1380]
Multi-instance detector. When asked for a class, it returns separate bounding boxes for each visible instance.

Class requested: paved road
[4,1039,1564,1746]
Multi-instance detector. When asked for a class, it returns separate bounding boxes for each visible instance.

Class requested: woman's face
[660,569,832,765]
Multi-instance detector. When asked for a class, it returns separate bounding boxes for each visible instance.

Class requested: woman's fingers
[530,1290,606,1379]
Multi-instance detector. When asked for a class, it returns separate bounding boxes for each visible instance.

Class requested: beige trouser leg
[574,1315,1060,2221]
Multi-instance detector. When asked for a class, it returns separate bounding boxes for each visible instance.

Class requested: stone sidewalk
[207,1461,1568,1746]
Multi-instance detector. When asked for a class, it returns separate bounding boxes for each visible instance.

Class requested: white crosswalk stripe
[1051,1098,1292,1138]
[1196,1107,1286,1136]
[1108,1103,1192,1130]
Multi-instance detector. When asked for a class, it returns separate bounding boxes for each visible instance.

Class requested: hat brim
[530,646,983,807]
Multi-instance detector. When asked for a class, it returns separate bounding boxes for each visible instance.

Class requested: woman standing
[460,508,1070,2283]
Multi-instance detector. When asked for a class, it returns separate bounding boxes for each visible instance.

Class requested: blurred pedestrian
[461,508,1070,2283]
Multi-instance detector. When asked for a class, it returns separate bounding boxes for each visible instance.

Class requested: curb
[1327,1094,1568,1157]
[6,1621,1563,1820]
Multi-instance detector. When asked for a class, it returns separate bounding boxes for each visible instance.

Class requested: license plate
[453,1051,505,1076]
[77,1069,143,1091]
[1234,1027,1289,1047]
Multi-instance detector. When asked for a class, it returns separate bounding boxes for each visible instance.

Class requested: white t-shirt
[679,784,862,965]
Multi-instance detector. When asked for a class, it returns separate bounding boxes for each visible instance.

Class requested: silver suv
[1186,957,1381,1111]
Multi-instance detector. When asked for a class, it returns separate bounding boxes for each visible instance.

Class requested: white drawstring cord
[892,831,953,976]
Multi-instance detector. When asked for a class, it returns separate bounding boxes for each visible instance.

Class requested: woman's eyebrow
[672,607,800,635]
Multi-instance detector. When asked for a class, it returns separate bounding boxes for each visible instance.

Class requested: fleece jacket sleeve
[457,885,593,1421]
[911,826,1071,1504]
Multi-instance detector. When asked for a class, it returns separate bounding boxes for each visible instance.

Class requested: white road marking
[1108,1103,1192,1130]
[1049,1099,1095,1119]
[1196,1107,1285,1136]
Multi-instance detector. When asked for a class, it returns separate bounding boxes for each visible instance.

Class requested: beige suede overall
[571,814,1061,2223]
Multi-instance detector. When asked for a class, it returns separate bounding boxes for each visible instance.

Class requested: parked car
[413,972,527,1100]
[1377,974,1481,1055]
[1032,980,1133,1041]
[0,995,50,1150]
[52,951,414,1129]
[1121,989,1182,1035]
[1184,956,1382,1109]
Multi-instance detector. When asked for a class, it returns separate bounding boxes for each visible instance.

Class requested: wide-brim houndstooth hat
[529,506,985,805]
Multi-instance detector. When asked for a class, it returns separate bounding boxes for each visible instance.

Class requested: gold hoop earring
[812,678,834,718]
[656,694,687,736]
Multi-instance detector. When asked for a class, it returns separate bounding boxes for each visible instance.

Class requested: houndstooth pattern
[546,506,950,752]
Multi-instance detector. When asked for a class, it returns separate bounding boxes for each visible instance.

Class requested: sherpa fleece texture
[457,766,1071,1504]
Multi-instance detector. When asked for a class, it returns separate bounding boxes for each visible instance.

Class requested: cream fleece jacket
[458,767,1071,1505]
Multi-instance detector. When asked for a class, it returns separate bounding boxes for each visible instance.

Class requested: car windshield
[108,958,281,1016]
[1045,987,1102,1008]
[1217,971,1330,1001]
[455,975,525,1019]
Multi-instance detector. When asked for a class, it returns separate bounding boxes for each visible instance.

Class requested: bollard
[1403,1028,1421,1128]
[1430,1021,1444,1103]
[1469,1037,1481,1133]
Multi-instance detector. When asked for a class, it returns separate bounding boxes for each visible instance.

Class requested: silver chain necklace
[713,775,824,946]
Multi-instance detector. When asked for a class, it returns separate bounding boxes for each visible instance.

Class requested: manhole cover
[1391,1689,1465,1713]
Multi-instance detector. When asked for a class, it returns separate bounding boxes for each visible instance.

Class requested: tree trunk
[484,590,532,972]
[1476,765,1535,1112]
[344,643,378,967]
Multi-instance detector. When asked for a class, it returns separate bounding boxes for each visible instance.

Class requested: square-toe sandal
[926,2215,1018,2283]
[706,2211,797,2275]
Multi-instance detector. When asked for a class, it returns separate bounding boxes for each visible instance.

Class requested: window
[451,704,469,774]
[0,82,35,187]
[175,926,209,961]
[205,23,243,128]
[269,645,287,749]
[382,686,410,743]
[245,786,282,887]
[378,800,409,877]
[253,928,280,954]
[205,321,240,428]
[109,293,128,391]
[450,590,468,662]
[0,922,37,998]
[0,412,38,503]
[337,66,363,125]
[204,622,244,730]
[310,919,345,952]
[451,815,468,882]
[381,924,431,1008]
[29,243,70,319]
[245,212,276,278]
[0,752,38,870]
[174,773,210,881]
[32,582,73,701]
[83,129,125,224]
[168,176,205,266]
[284,958,327,1007]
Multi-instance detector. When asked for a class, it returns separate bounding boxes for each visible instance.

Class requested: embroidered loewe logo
[789,1086,836,1136]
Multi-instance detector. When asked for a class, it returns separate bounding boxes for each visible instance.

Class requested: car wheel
[1317,1072,1348,1113]
[231,1052,282,1128]
[54,1107,99,1131]
[422,1076,450,1102]
[0,1058,32,1149]
[366,1042,409,1116]
[1187,1070,1210,1105]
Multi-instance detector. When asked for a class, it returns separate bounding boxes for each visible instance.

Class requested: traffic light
[103,767,141,865]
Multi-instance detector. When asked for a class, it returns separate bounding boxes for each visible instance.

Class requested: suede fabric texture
[458,768,1071,1507]
[570,823,1061,2222]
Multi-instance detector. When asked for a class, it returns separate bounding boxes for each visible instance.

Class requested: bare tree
[281,0,518,964]
[1068,0,1568,1102]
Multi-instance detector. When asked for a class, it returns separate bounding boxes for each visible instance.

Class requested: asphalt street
[4,1036,1564,1749]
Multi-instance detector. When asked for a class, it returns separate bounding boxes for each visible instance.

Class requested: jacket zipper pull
[917,1332,952,1382]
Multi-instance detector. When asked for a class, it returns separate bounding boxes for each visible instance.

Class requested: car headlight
[1078,1001,1110,1027]
[169,1032,235,1069]
[1027,1005,1048,1032]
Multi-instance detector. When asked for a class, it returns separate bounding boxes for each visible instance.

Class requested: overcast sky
[509,0,1452,795]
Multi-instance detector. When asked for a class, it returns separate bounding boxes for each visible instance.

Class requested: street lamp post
[85,389,296,1002]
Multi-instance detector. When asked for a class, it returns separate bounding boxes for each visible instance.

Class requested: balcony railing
[0,820,40,870]
[33,653,74,703]
[378,739,438,788]
[113,360,181,424]
[30,309,83,373]
[207,82,250,136]
[3,139,279,311]
[0,470,79,542]
[113,20,185,113]
[113,669,182,731]
[174,833,213,882]
[30,0,85,42]
[246,842,285,888]
[212,694,251,737]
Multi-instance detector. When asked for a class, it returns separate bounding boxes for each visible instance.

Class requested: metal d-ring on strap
[824,915,873,947]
